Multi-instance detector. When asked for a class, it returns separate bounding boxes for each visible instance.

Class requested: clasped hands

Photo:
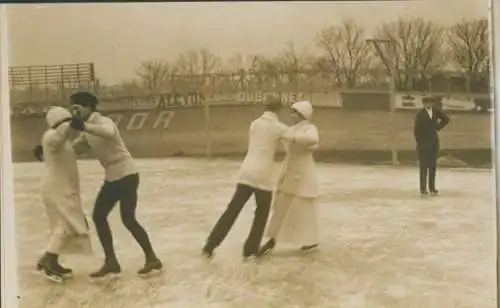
[68,105,86,131]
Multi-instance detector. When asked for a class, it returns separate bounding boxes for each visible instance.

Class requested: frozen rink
[12,158,496,308]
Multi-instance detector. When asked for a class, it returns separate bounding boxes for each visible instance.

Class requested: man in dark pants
[202,97,288,262]
[69,92,162,280]
[414,96,450,197]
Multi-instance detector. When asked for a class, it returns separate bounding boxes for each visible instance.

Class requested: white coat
[237,111,288,192]
[266,101,320,245]
[40,107,91,254]
[277,121,320,198]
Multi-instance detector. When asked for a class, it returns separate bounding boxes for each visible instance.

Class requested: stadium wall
[10,92,492,166]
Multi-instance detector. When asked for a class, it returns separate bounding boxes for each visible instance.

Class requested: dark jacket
[414,108,450,150]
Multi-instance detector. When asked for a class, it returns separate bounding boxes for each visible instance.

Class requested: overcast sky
[7,1,490,85]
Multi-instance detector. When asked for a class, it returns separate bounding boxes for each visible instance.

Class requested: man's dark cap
[422,96,436,104]
[265,96,283,112]
[69,92,99,110]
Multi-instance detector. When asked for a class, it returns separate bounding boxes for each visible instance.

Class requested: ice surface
[11,159,496,308]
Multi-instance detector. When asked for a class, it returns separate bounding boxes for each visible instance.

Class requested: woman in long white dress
[259,100,320,255]
[35,106,91,283]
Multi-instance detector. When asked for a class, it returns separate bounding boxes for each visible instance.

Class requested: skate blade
[258,248,274,257]
[89,273,121,283]
[44,273,64,284]
[242,256,258,264]
[138,268,163,278]
[35,266,73,280]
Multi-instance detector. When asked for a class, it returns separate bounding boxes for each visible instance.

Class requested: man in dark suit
[413,96,450,196]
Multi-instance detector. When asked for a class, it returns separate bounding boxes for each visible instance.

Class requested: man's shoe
[89,263,121,282]
[201,246,215,259]
[420,191,429,197]
[429,190,439,196]
[258,238,276,257]
[138,259,163,277]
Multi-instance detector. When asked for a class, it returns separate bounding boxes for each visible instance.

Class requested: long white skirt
[265,191,318,246]
[42,192,92,255]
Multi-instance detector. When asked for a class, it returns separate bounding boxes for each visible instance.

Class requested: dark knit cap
[69,92,99,110]
[265,96,283,112]
[422,96,436,104]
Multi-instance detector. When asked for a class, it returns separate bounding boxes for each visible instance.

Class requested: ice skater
[259,101,320,256]
[414,96,450,197]
[69,91,162,280]
[34,106,92,283]
[202,96,288,261]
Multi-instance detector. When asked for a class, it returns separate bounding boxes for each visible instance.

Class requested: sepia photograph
[2,1,496,307]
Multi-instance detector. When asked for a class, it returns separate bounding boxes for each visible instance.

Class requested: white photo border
[1,4,19,308]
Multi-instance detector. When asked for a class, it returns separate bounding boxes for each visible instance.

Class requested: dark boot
[36,252,64,284]
[52,255,74,279]
[89,259,121,281]
[138,258,163,277]
[258,238,276,256]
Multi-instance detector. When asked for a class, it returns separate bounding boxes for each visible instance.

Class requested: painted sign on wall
[106,110,176,131]
[101,93,205,111]
[235,92,304,104]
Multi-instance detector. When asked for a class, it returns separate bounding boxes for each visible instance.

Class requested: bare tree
[225,53,249,73]
[173,48,222,90]
[448,18,489,92]
[316,19,373,88]
[223,54,252,90]
[174,48,221,76]
[135,59,171,92]
[278,41,309,87]
[246,54,285,91]
[375,17,445,90]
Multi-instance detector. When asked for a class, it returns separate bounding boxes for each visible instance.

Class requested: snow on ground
[12,158,496,308]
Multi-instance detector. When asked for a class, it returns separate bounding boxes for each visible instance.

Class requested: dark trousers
[418,146,438,192]
[206,183,272,256]
[93,173,157,264]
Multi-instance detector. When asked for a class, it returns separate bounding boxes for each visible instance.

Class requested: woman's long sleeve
[44,122,72,151]
[293,126,319,147]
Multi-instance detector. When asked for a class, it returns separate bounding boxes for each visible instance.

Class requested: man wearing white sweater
[202,97,288,261]
[69,92,162,281]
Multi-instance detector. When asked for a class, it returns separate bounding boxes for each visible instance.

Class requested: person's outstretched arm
[71,116,116,139]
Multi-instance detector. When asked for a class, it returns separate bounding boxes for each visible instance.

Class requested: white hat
[45,106,72,128]
[291,101,313,120]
